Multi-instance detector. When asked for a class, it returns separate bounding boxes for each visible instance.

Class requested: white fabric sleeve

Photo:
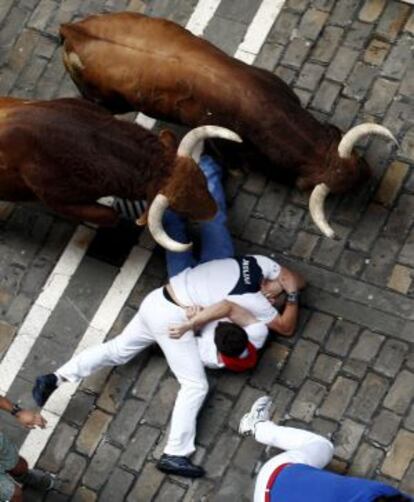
[228,292,278,324]
[245,322,269,349]
[253,255,281,280]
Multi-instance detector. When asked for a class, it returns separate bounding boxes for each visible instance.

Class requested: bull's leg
[48,202,119,226]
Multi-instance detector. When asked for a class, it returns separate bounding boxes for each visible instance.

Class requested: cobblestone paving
[0,0,413,500]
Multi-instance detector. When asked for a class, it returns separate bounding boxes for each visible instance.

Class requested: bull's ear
[159,129,178,152]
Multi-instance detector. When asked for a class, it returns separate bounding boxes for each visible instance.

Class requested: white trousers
[57,288,208,457]
[253,422,334,502]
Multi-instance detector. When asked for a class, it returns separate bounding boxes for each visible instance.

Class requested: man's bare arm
[0,395,13,413]
[279,267,306,291]
[169,301,257,338]
[0,395,47,429]
[267,302,298,337]
[169,300,232,338]
[266,269,302,337]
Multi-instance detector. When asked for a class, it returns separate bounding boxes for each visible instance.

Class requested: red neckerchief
[220,342,258,372]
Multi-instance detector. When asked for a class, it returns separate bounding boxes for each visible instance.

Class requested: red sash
[264,463,291,502]
[220,342,258,372]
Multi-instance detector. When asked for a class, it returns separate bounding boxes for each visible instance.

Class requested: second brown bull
[60,12,397,238]
[0,97,241,251]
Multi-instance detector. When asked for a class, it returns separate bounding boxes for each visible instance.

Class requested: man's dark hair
[214,322,248,357]
[374,495,411,502]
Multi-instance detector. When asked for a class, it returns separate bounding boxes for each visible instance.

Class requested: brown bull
[0,97,241,250]
[60,12,397,238]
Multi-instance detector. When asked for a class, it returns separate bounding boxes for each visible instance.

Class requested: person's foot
[17,469,54,491]
[32,374,58,406]
[239,396,272,437]
[157,454,205,478]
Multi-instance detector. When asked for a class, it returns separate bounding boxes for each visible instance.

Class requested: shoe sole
[156,465,205,478]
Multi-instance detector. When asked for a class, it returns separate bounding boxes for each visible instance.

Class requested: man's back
[271,464,402,502]
[170,255,280,305]
[170,258,239,305]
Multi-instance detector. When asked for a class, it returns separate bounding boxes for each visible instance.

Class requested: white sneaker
[239,396,272,437]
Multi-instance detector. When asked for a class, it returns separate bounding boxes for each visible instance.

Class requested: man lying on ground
[0,395,53,502]
[31,294,279,479]
[32,155,304,479]
[239,396,411,502]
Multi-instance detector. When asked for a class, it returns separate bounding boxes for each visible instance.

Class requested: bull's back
[0,98,37,199]
[0,98,163,201]
[60,12,256,123]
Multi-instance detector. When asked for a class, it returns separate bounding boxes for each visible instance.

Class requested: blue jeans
[163,155,234,277]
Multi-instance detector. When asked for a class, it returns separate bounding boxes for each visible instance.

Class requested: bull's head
[143,126,242,251]
[308,124,397,239]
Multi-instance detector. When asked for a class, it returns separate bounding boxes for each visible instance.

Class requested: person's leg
[0,473,20,502]
[0,433,21,502]
[8,457,53,494]
[57,313,153,382]
[198,155,234,262]
[136,289,207,477]
[239,397,334,502]
[33,311,154,405]
[254,421,334,468]
[163,209,195,277]
[156,331,209,458]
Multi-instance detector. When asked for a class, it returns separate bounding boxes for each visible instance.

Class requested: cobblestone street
[0,0,413,500]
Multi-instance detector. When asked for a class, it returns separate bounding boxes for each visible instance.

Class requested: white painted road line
[20,233,154,467]
[0,225,95,395]
[135,0,222,129]
[186,0,222,36]
[235,0,286,64]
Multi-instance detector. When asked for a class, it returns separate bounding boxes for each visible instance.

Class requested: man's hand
[185,306,203,320]
[279,275,298,294]
[169,321,193,339]
[16,410,47,429]
[279,269,303,294]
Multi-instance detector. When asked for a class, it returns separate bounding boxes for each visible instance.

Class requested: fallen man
[31,270,298,478]
[0,395,53,502]
[239,396,411,502]
[32,155,304,479]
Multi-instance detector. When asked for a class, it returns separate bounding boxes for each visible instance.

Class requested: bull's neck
[247,98,335,171]
[108,153,173,202]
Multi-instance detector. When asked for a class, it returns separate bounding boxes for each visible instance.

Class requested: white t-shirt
[170,255,281,308]
[197,321,268,369]
[227,292,277,324]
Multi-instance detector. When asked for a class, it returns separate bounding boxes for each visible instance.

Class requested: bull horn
[144,194,192,252]
[338,124,398,159]
[309,183,337,239]
[177,126,242,160]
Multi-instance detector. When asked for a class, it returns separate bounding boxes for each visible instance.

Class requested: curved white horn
[177,125,242,159]
[309,183,336,239]
[145,194,192,252]
[338,124,398,159]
